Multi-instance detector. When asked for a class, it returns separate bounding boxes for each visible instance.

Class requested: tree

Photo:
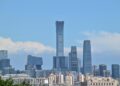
[0,77,31,86]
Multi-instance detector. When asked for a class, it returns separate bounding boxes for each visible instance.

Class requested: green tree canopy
[0,77,31,86]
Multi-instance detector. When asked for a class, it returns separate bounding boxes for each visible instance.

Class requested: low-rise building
[65,73,74,86]
[81,76,119,86]
[2,74,48,86]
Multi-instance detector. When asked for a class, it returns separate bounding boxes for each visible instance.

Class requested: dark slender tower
[83,40,92,75]
[56,21,64,56]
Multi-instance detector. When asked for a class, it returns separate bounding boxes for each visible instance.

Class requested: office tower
[0,59,11,70]
[69,46,79,72]
[103,70,111,77]
[2,67,15,75]
[53,56,67,71]
[0,50,13,75]
[56,21,64,56]
[53,21,66,71]
[25,55,43,77]
[25,55,43,70]
[0,50,8,60]
[112,64,120,79]
[93,65,99,76]
[83,40,92,75]
[99,64,107,77]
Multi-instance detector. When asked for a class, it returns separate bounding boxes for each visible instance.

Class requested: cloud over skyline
[0,31,120,57]
[0,37,55,55]
[0,31,120,69]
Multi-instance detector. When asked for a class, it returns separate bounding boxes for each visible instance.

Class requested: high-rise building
[99,64,107,77]
[53,21,66,71]
[25,55,43,77]
[83,40,92,75]
[112,64,120,79]
[0,59,11,70]
[0,50,14,75]
[0,50,8,60]
[93,65,99,76]
[25,55,43,70]
[56,21,64,56]
[53,56,67,71]
[69,46,79,72]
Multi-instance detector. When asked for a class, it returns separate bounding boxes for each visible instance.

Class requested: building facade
[53,56,67,71]
[112,64,120,79]
[56,21,64,57]
[83,40,92,75]
[53,21,66,71]
[0,50,8,60]
[25,55,43,70]
[25,55,43,77]
[69,46,79,72]
[99,64,107,77]
[81,76,119,86]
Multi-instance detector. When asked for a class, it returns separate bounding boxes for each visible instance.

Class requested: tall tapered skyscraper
[83,40,92,75]
[53,21,66,71]
[56,21,64,56]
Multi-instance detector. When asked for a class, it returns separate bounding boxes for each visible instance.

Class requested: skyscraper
[0,50,14,75]
[53,21,66,71]
[83,40,92,75]
[112,64,120,79]
[69,46,79,72]
[0,50,8,60]
[99,64,107,77]
[25,55,43,77]
[0,50,9,69]
[56,21,64,56]
[25,55,43,70]
[0,59,10,70]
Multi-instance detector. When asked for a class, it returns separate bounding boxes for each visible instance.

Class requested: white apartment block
[65,73,74,86]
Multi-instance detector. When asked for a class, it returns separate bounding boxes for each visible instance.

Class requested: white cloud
[0,37,55,55]
[0,31,120,58]
[82,31,120,55]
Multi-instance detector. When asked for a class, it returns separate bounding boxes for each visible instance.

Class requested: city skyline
[0,0,120,70]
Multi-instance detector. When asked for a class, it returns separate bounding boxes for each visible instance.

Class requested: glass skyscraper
[83,40,92,75]
[0,50,8,60]
[25,55,43,70]
[53,21,66,71]
[99,64,107,77]
[69,46,79,72]
[112,64,120,79]
[56,21,64,56]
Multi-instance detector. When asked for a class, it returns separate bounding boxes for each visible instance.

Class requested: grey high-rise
[83,40,92,75]
[56,21,64,56]
[99,64,107,77]
[112,64,120,79]
[25,55,43,70]
[0,50,8,60]
[53,21,66,71]
[69,46,79,72]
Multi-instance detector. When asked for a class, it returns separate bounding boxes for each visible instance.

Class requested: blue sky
[0,0,120,70]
